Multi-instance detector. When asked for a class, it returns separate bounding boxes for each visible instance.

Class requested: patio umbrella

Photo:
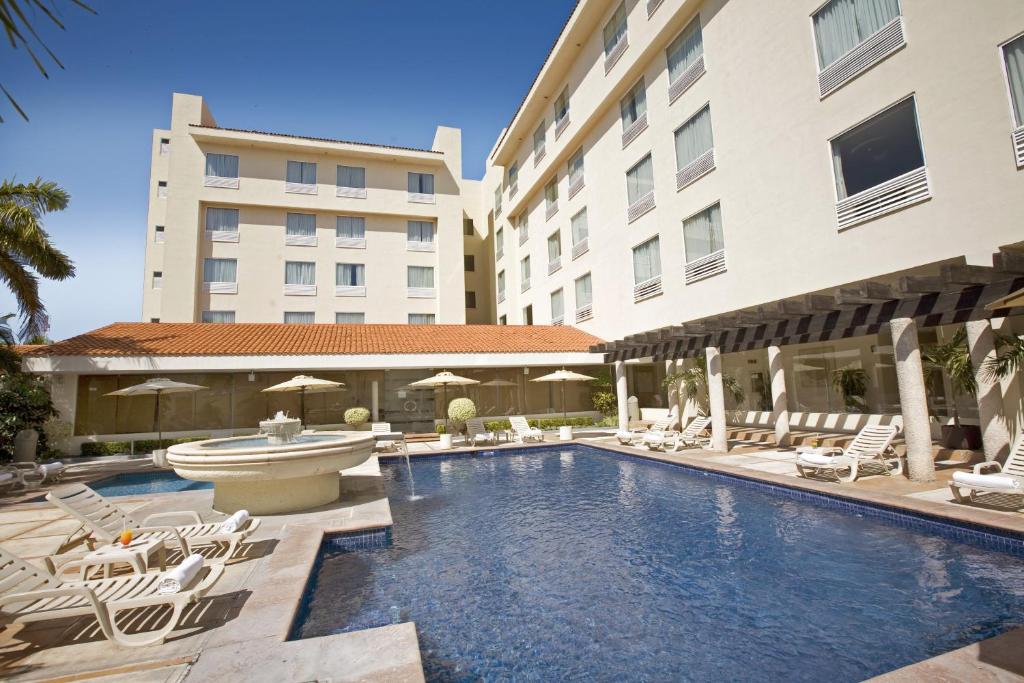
[530,368,596,420]
[410,371,479,433]
[106,378,207,446]
[481,378,516,415]
[261,375,345,426]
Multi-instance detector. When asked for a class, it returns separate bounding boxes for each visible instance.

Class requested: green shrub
[80,436,207,457]
[343,407,370,426]
[0,372,57,461]
[435,424,446,434]
[483,416,594,431]
[591,391,617,417]
[447,397,476,422]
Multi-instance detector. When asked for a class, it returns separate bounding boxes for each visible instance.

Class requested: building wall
[143,94,480,324]
[486,0,1024,339]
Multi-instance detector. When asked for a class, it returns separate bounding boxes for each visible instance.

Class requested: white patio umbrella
[410,371,480,432]
[481,378,517,415]
[106,378,207,446]
[261,375,345,426]
[530,368,596,420]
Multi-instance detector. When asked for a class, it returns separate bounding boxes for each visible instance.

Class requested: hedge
[483,417,594,432]
[80,436,208,457]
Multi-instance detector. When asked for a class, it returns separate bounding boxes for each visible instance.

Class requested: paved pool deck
[0,434,1022,681]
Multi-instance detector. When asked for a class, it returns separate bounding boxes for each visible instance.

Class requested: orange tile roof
[12,344,43,355]
[25,323,605,357]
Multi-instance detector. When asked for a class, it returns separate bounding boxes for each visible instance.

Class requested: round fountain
[166,412,374,515]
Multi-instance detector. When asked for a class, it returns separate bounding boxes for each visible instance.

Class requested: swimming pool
[295,445,1024,681]
[90,470,213,497]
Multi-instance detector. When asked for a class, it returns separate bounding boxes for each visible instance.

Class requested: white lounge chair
[0,545,223,647]
[949,436,1024,505]
[3,461,66,488]
[616,407,680,445]
[0,471,16,494]
[371,422,396,451]
[510,416,544,442]
[795,424,901,482]
[644,415,712,452]
[465,418,497,446]
[47,483,261,564]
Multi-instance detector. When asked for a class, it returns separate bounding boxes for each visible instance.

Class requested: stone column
[890,317,934,482]
[767,345,790,447]
[664,359,680,427]
[964,319,1011,462]
[371,381,380,422]
[706,346,728,452]
[615,361,628,432]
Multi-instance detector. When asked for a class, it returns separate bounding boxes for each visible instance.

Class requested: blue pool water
[295,446,1024,682]
[199,434,346,449]
[90,471,212,497]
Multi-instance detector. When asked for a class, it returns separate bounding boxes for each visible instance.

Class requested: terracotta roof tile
[27,323,605,357]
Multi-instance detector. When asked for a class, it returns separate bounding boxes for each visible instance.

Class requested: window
[568,148,584,195]
[621,79,647,130]
[674,105,716,189]
[575,273,593,320]
[337,165,365,189]
[813,0,900,70]
[408,172,434,194]
[464,218,475,236]
[285,261,316,285]
[407,220,435,244]
[518,213,529,245]
[409,314,435,325]
[159,138,170,155]
[497,270,506,302]
[831,97,924,199]
[336,263,365,287]
[571,208,589,258]
[508,162,519,193]
[1006,35,1024,128]
[157,181,167,198]
[667,17,704,84]
[550,288,564,324]
[533,122,546,161]
[632,236,662,284]
[336,312,365,324]
[466,291,477,308]
[205,153,239,178]
[626,154,655,207]
[206,208,239,241]
[499,314,507,325]
[521,255,531,291]
[408,266,434,288]
[286,161,316,184]
[603,3,627,56]
[547,230,562,273]
[683,203,727,282]
[203,258,236,283]
[284,312,315,324]
[337,216,366,239]
[523,304,533,325]
[154,224,165,243]
[286,213,317,245]
[554,88,570,134]
[155,225,165,233]
[544,178,558,217]
[150,318,160,323]
[496,227,504,259]
[464,255,475,272]
[202,310,235,323]
[152,271,162,289]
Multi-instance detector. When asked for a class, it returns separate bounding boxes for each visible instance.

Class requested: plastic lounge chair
[465,418,497,446]
[46,483,261,563]
[949,436,1024,504]
[0,471,16,494]
[795,424,901,482]
[0,545,223,647]
[3,461,66,489]
[510,416,544,443]
[644,415,712,452]
[371,422,396,451]
[618,416,673,447]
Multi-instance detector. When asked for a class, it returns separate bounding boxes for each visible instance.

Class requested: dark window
[153,271,162,277]
[831,98,924,199]
[463,218,475,236]
[155,225,165,232]
[464,255,475,272]
[523,305,533,325]
[499,315,507,325]
[465,291,477,308]
[150,318,160,323]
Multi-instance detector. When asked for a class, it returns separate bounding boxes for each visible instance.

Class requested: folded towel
[219,509,250,534]
[952,472,1022,491]
[158,554,204,594]
[799,452,841,466]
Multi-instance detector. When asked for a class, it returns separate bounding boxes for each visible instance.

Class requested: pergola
[592,249,1024,482]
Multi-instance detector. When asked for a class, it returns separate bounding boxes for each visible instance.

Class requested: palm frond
[921,327,977,398]
[0,344,21,374]
[983,335,1024,382]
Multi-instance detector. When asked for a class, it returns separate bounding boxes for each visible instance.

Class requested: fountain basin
[166,432,374,514]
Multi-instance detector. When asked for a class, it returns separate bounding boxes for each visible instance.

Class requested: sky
[0,0,577,341]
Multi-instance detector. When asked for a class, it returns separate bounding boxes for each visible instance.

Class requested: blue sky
[0,0,576,341]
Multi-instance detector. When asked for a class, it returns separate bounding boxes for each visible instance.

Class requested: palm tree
[0,178,75,339]
[663,352,745,413]
[983,335,1024,382]
[921,327,976,429]
[0,313,21,374]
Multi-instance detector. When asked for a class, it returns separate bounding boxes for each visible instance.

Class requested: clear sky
[0,0,576,341]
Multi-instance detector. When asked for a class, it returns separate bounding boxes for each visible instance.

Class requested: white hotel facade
[23,0,1024,469]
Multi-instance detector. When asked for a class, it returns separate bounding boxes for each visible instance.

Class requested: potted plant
[436,423,452,449]
[343,407,370,431]
[831,366,868,413]
[662,352,745,414]
[447,397,476,439]
[921,328,980,449]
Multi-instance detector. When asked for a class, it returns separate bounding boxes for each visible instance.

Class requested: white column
[664,360,680,426]
[964,319,1011,462]
[890,317,934,482]
[767,345,790,447]
[706,346,728,452]
[615,361,628,432]
[371,381,380,422]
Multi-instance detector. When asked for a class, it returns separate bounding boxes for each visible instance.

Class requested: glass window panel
[547,230,561,261]
[545,179,558,206]
[521,256,531,280]
[337,165,365,188]
[285,261,315,285]
[813,0,900,68]
[336,312,365,323]
[336,216,365,238]
[409,314,435,324]
[408,172,434,194]
[620,79,647,128]
[205,153,239,178]
[1004,35,1024,127]
[568,148,584,185]
[626,154,654,205]
[831,97,924,198]
[284,312,315,324]
[575,273,593,307]
[203,258,236,282]
[408,266,434,288]
[497,270,506,294]
[667,17,704,83]
[674,105,714,169]
[407,220,434,243]
[632,236,662,284]
[201,310,235,323]
[554,89,569,123]
[682,203,725,263]
[534,122,546,155]
[286,212,317,236]
[287,161,316,184]
[550,289,564,319]
[206,207,239,232]
[603,3,627,54]
[571,208,589,245]
[336,263,365,286]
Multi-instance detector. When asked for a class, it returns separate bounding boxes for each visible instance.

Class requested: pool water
[296,446,1024,682]
[90,470,212,497]
[199,434,347,449]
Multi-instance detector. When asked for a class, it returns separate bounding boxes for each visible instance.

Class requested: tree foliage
[0,370,56,460]
[662,352,745,411]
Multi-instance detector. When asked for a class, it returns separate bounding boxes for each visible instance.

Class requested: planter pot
[439,434,453,449]
[940,425,982,450]
[559,425,574,441]
[152,449,169,468]
[13,429,39,463]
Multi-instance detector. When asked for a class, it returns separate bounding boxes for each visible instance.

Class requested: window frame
[810,0,903,72]
[999,31,1024,129]
[286,160,317,185]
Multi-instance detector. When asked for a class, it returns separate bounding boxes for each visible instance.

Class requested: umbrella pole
[155,391,162,448]
[300,387,307,427]
[562,381,567,421]
[443,383,448,434]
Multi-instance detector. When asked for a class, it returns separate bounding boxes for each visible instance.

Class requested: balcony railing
[336,236,366,249]
[819,17,905,98]
[407,287,436,299]
[408,192,435,204]
[684,249,727,284]
[575,304,593,323]
[285,182,317,195]
[204,175,239,189]
[206,230,239,243]
[627,191,656,223]
[571,238,589,260]
[621,112,648,149]
[676,148,715,191]
[669,55,706,104]
[568,175,584,199]
[547,257,561,275]
[285,234,317,246]
[555,115,570,140]
[604,35,629,74]
[551,315,564,327]
[633,275,662,302]
[407,240,435,252]
[835,166,930,230]
[1013,126,1024,168]
[284,284,316,296]
[335,285,366,297]
[336,186,367,199]
[204,282,237,294]
[546,201,559,220]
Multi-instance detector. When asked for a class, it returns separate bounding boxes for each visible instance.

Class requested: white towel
[799,452,840,466]
[0,472,13,484]
[952,472,1022,491]
[39,462,64,480]
[219,509,250,534]
[157,554,204,594]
